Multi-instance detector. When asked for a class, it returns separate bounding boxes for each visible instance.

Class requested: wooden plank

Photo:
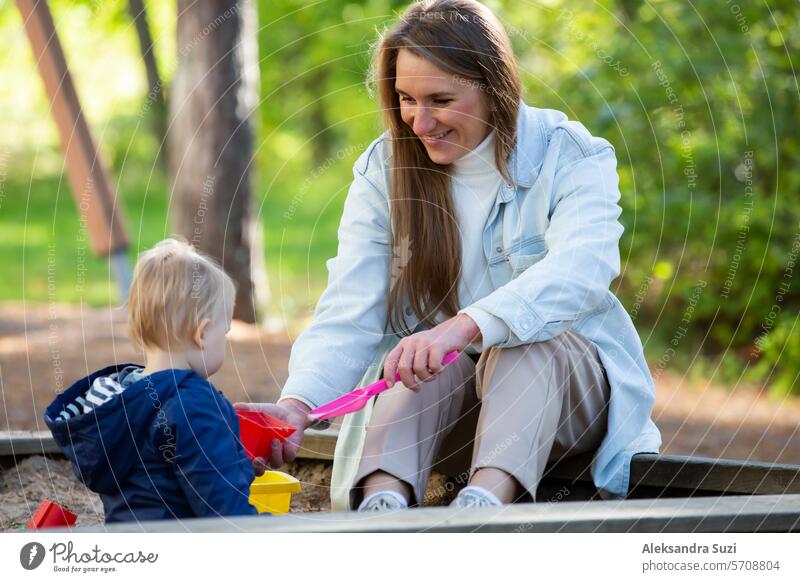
[0,429,337,461]
[73,494,800,533]
[0,431,60,458]
[295,428,337,460]
[16,0,128,256]
[542,452,800,496]
[630,454,800,495]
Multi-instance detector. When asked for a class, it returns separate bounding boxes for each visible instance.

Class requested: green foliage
[749,313,800,395]
[494,0,799,393]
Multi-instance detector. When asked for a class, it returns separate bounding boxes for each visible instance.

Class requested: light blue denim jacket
[282,103,661,498]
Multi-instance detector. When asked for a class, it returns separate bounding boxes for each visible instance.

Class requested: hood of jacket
[44,365,192,495]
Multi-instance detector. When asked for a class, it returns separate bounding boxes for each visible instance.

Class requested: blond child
[45,238,258,522]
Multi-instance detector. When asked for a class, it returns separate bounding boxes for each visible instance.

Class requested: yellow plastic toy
[249,470,301,515]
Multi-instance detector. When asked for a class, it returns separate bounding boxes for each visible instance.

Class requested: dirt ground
[1,303,799,529]
[0,456,333,530]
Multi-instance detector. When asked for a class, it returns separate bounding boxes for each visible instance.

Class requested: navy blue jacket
[45,365,258,522]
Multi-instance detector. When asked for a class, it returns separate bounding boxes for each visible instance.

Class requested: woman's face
[395,48,493,165]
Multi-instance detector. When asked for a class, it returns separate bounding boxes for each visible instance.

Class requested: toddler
[45,238,258,522]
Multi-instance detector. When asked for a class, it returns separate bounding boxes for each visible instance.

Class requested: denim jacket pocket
[507,250,548,279]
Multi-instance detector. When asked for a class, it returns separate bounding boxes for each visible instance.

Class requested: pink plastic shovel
[308,351,461,423]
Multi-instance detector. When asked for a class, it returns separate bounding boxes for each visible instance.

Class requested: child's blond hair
[128,238,236,350]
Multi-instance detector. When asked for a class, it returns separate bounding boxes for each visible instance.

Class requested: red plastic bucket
[237,410,296,460]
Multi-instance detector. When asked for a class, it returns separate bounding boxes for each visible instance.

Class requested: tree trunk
[169,0,267,323]
[307,68,333,168]
[128,0,168,169]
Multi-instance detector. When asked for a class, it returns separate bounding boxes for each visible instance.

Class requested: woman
[239,0,660,510]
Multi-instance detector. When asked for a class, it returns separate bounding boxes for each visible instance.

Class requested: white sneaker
[357,490,409,512]
[450,486,503,508]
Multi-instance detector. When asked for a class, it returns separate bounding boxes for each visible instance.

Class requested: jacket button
[405,306,413,316]
[520,321,530,331]
[496,245,503,252]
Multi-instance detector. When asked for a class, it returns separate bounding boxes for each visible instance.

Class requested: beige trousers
[350,331,611,507]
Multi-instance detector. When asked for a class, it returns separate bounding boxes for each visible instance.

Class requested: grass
[0,148,347,325]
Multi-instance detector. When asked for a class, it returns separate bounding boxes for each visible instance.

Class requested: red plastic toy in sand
[27,500,77,529]
[237,410,296,460]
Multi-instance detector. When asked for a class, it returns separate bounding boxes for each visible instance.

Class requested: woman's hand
[233,398,313,474]
[384,313,482,391]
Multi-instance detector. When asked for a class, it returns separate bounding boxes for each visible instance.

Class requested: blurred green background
[0,0,798,393]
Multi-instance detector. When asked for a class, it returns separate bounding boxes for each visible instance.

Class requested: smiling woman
[394,51,493,163]
[241,0,661,514]
[375,3,521,335]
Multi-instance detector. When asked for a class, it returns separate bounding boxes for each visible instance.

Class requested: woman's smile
[419,129,453,145]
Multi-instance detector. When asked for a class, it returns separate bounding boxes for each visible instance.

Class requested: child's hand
[234,399,312,473]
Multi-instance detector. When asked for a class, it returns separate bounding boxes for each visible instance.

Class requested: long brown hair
[374,0,521,334]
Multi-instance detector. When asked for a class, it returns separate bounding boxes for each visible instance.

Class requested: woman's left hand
[383,313,482,391]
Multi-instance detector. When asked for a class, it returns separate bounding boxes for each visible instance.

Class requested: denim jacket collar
[504,103,549,195]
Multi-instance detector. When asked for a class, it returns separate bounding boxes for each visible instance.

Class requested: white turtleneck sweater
[436,130,510,352]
